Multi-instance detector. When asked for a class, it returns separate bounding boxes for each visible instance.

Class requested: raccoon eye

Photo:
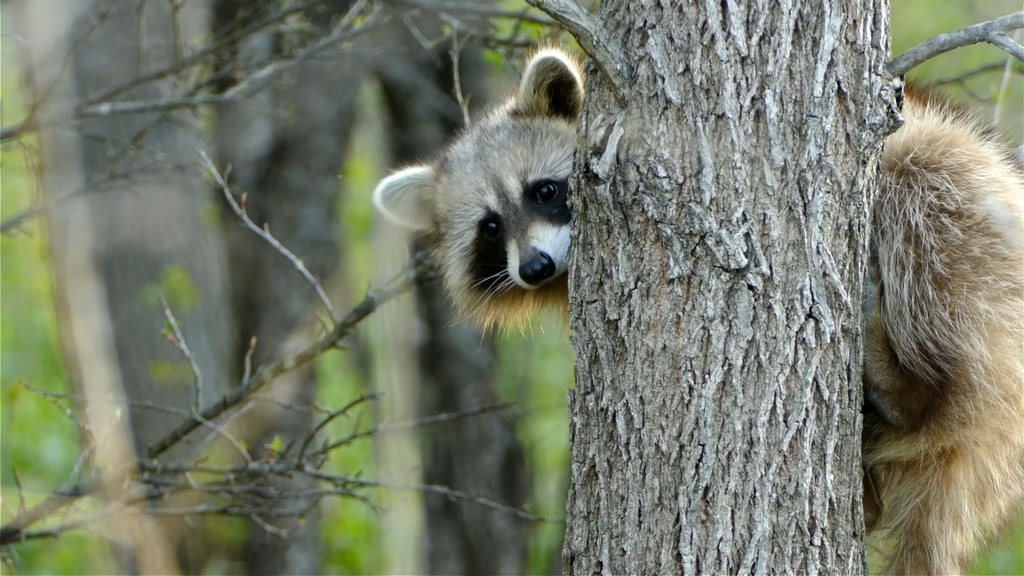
[533,180,561,203]
[479,216,502,242]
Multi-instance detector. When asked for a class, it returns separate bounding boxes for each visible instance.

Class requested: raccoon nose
[519,252,556,285]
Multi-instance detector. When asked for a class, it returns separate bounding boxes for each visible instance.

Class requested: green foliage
[1,42,106,573]
[142,265,200,311]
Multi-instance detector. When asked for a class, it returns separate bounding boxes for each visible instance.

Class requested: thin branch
[398,0,554,25]
[888,12,1024,76]
[988,32,1024,62]
[81,0,355,107]
[0,394,522,545]
[1,3,385,140]
[0,483,92,545]
[931,59,1023,87]
[144,252,431,459]
[199,150,336,323]
[79,6,384,119]
[313,402,517,458]
[306,470,561,523]
[160,297,203,412]
[525,0,630,100]
[448,26,472,127]
[297,392,380,462]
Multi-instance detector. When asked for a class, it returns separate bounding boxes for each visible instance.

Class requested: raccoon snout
[519,252,556,286]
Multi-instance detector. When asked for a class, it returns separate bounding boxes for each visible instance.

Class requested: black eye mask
[471,210,511,293]
[524,179,570,225]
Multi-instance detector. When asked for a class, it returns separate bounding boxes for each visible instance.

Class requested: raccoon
[373,49,1024,574]
[861,86,1024,574]
[372,49,579,326]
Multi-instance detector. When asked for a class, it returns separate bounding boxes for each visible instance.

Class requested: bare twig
[313,402,517,458]
[1,2,385,140]
[449,26,473,127]
[79,7,384,119]
[0,165,194,236]
[0,392,525,545]
[159,297,203,412]
[199,150,336,323]
[144,252,431,460]
[0,483,92,545]
[888,12,1024,76]
[297,392,380,462]
[306,470,561,523]
[525,0,630,100]
[398,0,554,25]
[931,59,1024,87]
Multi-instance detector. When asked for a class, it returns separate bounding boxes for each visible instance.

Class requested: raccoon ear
[373,166,435,231]
[513,49,584,120]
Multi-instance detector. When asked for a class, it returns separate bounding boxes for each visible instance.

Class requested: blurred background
[1,0,1021,574]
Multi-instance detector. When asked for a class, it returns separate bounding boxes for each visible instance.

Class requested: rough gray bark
[563,1,891,574]
[374,22,529,574]
[212,1,359,573]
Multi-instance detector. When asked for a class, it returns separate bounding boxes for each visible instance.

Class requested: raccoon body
[862,87,1024,574]
[373,49,1024,574]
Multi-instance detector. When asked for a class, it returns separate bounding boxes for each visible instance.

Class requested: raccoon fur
[373,49,1024,574]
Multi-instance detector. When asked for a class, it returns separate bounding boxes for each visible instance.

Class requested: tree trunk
[563,1,891,573]
[212,1,359,573]
[374,21,529,574]
[27,0,234,570]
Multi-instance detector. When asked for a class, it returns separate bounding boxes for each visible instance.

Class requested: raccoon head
[373,49,584,327]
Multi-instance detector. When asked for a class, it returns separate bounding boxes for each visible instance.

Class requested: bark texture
[563,1,891,573]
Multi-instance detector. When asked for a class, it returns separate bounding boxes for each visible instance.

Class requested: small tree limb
[199,150,336,323]
[144,252,431,459]
[888,12,1024,76]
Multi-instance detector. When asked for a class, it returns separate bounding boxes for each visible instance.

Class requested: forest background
[1,0,1022,573]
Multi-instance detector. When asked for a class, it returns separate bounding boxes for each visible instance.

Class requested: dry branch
[144,251,430,460]
[888,12,1024,76]
[199,150,336,322]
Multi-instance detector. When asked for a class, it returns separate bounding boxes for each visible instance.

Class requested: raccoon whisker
[465,276,518,323]
[465,285,504,320]
[469,269,511,291]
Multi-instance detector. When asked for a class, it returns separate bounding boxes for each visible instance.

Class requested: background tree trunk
[29,0,234,570]
[212,1,360,572]
[374,19,529,574]
[563,1,891,573]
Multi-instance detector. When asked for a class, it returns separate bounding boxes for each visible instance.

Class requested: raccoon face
[373,49,584,326]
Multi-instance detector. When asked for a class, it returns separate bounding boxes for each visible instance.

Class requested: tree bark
[563,1,891,573]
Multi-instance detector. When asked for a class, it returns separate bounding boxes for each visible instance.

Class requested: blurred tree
[25,0,235,571]
[372,16,530,575]
[12,0,532,573]
[211,0,360,572]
